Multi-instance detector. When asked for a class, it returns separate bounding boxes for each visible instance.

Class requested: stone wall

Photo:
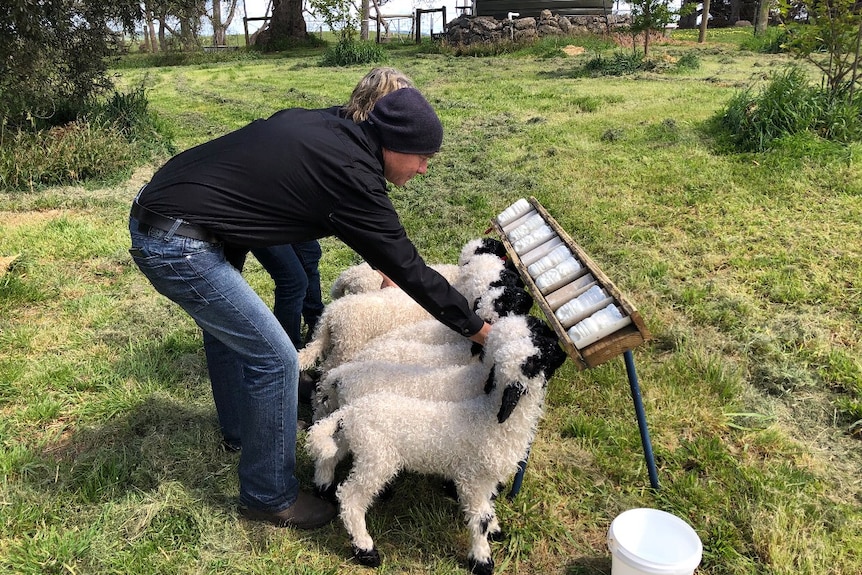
[444,10,631,45]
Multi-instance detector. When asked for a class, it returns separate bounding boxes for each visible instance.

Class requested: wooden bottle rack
[492,197,651,371]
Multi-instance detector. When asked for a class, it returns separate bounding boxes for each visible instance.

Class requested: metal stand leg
[509,351,659,499]
[624,350,660,490]
[508,448,530,500]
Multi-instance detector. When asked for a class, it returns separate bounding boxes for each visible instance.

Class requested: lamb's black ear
[543,340,569,378]
[497,382,526,423]
[470,341,483,356]
[484,365,496,394]
[526,315,556,340]
[475,237,507,258]
[493,286,533,317]
[503,258,521,277]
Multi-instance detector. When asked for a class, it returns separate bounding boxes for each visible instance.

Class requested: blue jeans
[252,241,324,346]
[203,241,323,448]
[129,216,299,512]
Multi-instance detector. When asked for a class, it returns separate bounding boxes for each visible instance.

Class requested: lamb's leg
[306,414,349,498]
[336,451,400,567]
[456,479,500,575]
[312,439,348,501]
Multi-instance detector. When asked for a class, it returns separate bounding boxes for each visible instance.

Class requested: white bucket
[607,508,703,575]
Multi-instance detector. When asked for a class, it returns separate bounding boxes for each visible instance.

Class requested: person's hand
[378,271,398,289]
[468,322,492,346]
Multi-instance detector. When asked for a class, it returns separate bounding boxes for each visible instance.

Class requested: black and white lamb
[305,315,568,575]
[298,240,524,374]
[328,238,508,300]
[309,284,534,421]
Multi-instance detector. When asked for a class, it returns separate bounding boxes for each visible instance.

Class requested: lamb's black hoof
[468,556,494,575]
[488,528,506,542]
[353,546,381,567]
[314,484,338,504]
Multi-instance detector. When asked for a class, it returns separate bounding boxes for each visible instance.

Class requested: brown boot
[239,491,337,529]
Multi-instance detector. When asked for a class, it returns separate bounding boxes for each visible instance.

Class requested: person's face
[382,149,433,187]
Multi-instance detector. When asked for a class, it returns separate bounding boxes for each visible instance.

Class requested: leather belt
[130,201,220,244]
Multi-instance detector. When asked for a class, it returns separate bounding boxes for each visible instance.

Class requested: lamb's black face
[490,268,524,290]
[520,319,568,380]
[474,237,508,258]
[491,286,533,317]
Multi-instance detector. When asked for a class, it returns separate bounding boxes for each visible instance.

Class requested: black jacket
[138,107,484,337]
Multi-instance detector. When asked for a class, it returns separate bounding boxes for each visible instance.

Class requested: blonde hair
[342,67,415,122]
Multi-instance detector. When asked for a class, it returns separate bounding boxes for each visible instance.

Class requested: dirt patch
[1,253,22,273]
[563,45,586,56]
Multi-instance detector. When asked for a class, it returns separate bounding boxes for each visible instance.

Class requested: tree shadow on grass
[17,337,476,567]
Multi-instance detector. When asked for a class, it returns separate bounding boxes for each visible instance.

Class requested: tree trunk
[754,0,770,35]
[210,0,239,46]
[643,4,651,57]
[268,0,308,42]
[699,0,711,43]
[213,0,224,45]
[730,0,741,24]
[145,3,158,52]
[361,0,370,40]
[158,17,167,51]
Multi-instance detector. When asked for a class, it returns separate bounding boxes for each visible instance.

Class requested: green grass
[2,36,862,574]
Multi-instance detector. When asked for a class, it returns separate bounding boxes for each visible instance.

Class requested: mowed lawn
[1,32,861,574]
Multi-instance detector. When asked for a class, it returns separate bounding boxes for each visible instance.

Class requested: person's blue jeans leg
[204,244,249,450]
[130,217,299,512]
[292,240,324,338]
[203,330,243,449]
[252,244,306,347]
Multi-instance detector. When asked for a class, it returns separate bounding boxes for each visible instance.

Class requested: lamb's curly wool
[330,262,459,299]
[298,287,430,372]
[309,284,533,421]
[357,284,533,355]
[300,238,523,374]
[306,315,568,575]
[314,358,490,420]
[329,237,508,300]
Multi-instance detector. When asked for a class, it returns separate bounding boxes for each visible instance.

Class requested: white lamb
[330,261,459,299]
[314,358,491,420]
[350,284,534,364]
[306,315,568,575]
[359,284,534,356]
[297,287,432,373]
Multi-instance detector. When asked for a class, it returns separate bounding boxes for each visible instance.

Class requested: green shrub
[320,38,386,66]
[739,26,788,54]
[581,51,651,76]
[673,51,701,71]
[718,66,824,151]
[0,86,172,192]
[813,90,862,143]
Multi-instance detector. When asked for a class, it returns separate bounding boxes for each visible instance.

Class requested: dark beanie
[368,88,443,155]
